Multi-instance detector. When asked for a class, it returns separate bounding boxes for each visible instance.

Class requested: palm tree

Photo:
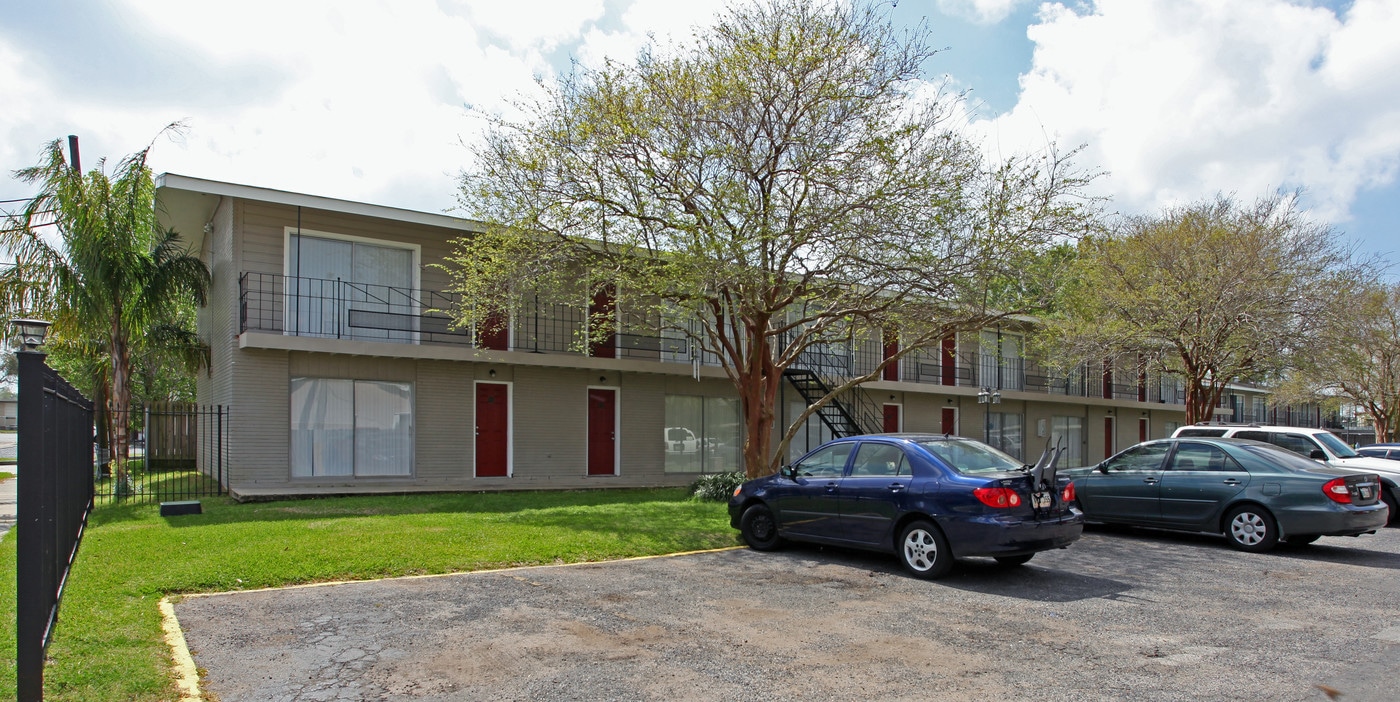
[0,136,210,487]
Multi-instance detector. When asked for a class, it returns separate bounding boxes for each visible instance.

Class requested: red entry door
[1139,417,1149,443]
[940,407,957,435]
[883,404,901,433]
[475,383,509,477]
[882,329,899,381]
[1104,417,1115,459]
[589,286,616,358]
[478,310,508,351]
[587,388,617,475]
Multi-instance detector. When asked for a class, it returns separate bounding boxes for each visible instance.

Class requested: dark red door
[1102,361,1113,399]
[589,286,616,358]
[941,407,957,435]
[478,310,508,351]
[587,388,616,475]
[1139,417,1149,443]
[883,404,900,433]
[475,382,509,477]
[882,329,899,381]
[940,335,956,386]
[1104,417,1115,459]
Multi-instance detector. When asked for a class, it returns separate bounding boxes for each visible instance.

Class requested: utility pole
[67,135,80,173]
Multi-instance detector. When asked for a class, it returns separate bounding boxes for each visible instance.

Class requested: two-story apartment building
[155,174,1321,499]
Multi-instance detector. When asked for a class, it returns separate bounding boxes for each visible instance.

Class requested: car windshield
[1236,442,1330,473]
[1313,431,1359,458]
[915,437,1024,475]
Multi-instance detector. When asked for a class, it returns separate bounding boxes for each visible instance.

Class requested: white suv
[1172,424,1399,522]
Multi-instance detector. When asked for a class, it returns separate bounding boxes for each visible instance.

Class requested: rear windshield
[1236,443,1330,473]
[915,437,1024,475]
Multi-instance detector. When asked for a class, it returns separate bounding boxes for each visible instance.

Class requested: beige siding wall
[198,193,1194,497]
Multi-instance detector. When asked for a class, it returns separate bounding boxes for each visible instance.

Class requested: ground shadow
[764,541,1134,602]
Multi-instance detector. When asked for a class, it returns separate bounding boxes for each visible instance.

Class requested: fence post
[16,349,48,701]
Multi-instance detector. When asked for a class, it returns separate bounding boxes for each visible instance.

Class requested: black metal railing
[17,350,95,702]
[241,273,689,361]
[95,405,230,504]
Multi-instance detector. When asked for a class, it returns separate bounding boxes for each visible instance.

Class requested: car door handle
[1222,478,1242,485]
[825,482,838,493]
[887,482,906,492]
[1142,477,1158,484]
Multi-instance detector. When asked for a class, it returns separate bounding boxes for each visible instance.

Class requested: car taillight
[974,487,1021,508]
[1322,478,1352,504]
[1061,481,1076,503]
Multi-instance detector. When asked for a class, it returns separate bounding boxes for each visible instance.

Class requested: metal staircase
[784,344,885,438]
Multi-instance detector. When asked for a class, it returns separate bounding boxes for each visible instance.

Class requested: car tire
[739,504,784,551]
[1224,505,1279,553]
[1383,488,1399,527]
[994,554,1034,567]
[1286,534,1320,546]
[898,520,953,579]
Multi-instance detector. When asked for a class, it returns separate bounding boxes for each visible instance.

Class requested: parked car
[1357,443,1400,461]
[727,434,1083,579]
[1171,423,1400,523]
[1066,438,1387,552]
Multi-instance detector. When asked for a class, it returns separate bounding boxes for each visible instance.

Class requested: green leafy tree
[1279,281,1400,442]
[1046,193,1365,425]
[0,134,210,482]
[448,0,1099,477]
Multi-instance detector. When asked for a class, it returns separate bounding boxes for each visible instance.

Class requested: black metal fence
[96,404,230,504]
[17,350,95,702]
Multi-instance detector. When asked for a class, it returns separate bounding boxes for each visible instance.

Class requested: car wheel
[994,554,1034,567]
[1224,505,1279,553]
[1383,488,1399,527]
[898,520,953,579]
[1286,534,1320,546]
[740,504,784,551]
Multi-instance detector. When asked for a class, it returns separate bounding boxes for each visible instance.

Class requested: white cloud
[975,0,1400,224]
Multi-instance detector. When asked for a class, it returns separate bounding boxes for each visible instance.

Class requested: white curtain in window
[1051,416,1085,468]
[291,378,354,477]
[288,234,414,342]
[291,378,413,477]
[354,381,413,476]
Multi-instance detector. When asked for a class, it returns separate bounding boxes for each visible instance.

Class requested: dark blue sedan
[727,434,1083,579]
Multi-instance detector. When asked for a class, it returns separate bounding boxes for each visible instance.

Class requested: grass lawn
[0,488,737,701]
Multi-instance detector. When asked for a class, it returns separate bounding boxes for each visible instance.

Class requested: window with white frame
[286,230,419,343]
[664,395,742,473]
[291,378,414,477]
[1051,416,1085,468]
[987,412,1023,460]
[978,330,1024,391]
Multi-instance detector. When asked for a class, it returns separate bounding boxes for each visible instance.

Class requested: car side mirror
[1096,463,1108,474]
[781,464,796,479]
[1309,449,1326,460]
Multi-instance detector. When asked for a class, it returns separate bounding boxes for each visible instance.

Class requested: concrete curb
[159,597,203,702]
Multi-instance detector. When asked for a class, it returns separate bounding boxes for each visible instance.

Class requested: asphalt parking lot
[174,525,1400,701]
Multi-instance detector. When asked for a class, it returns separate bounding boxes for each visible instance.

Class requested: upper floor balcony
[239,271,1187,406]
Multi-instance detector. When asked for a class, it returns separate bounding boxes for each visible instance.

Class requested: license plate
[1031,492,1051,509]
[1360,486,1373,500]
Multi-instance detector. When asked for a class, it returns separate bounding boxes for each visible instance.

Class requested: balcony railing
[239,272,1186,406]
[239,273,683,360]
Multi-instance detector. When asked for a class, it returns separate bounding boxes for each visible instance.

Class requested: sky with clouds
[1,0,1396,271]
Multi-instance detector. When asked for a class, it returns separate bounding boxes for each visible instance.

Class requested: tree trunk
[738,332,781,480]
[110,320,133,495]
